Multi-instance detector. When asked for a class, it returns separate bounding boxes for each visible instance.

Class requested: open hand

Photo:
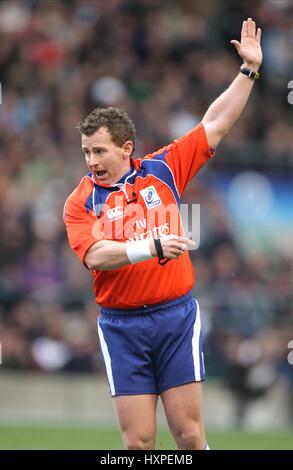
[231,18,262,71]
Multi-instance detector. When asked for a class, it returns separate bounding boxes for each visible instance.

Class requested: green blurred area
[0,426,292,450]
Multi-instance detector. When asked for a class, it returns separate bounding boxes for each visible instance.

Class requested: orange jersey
[64,123,214,308]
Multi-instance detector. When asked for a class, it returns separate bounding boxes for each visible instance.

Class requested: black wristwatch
[240,64,260,81]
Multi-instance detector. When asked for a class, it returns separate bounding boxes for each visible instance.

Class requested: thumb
[231,40,241,53]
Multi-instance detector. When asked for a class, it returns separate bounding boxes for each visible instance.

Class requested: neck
[115,160,131,183]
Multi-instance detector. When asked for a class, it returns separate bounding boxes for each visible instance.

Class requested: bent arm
[84,236,196,270]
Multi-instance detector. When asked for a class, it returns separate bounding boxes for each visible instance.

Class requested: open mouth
[96,170,107,177]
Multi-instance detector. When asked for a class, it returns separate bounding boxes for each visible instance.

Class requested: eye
[94,148,105,155]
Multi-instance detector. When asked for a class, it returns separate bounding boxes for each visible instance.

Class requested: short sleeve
[164,123,215,195]
[63,194,103,265]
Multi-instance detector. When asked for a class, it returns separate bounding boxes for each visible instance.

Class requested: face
[82,127,133,185]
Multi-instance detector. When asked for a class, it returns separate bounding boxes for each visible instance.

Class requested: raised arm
[202,18,262,148]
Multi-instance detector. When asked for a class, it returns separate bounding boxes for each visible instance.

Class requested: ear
[122,140,134,159]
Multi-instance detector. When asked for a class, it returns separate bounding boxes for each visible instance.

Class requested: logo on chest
[106,206,124,220]
[139,185,162,210]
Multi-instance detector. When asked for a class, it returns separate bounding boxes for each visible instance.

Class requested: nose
[88,153,100,169]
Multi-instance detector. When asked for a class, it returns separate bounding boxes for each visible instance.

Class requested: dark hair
[76,107,136,149]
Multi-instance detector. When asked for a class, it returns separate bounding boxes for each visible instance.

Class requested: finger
[160,234,176,241]
[256,27,261,42]
[160,234,180,244]
[247,18,252,36]
[181,244,189,254]
[241,20,247,41]
[247,17,256,37]
[170,241,184,251]
[181,239,195,247]
[231,40,241,53]
[162,235,191,245]
[175,243,187,252]
[174,236,196,246]
[251,19,256,37]
[168,248,180,258]
[184,238,196,247]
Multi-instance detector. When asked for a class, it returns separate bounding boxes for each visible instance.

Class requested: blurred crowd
[0,0,292,419]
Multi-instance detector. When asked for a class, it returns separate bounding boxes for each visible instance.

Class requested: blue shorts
[97,292,205,397]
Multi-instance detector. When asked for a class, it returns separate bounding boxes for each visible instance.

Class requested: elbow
[84,253,97,270]
[84,240,124,271]
[85,253,107,271]
[84,241,106,270]
[85,255,108,271]
[85,258,113,271]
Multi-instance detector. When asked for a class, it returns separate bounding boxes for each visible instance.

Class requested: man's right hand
[150,235,196,260]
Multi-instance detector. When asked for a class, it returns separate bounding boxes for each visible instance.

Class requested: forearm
[85,240,132,270]
[202,71,257,146]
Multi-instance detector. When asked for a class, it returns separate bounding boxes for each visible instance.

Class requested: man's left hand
[231,17,262,72]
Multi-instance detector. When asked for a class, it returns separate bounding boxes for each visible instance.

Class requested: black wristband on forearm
[154,238,164,260]
[154,238,170,266]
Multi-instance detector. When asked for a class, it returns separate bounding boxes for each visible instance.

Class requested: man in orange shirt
[64,19,262,449]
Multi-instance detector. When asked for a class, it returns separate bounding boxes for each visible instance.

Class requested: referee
[64,18,262,450]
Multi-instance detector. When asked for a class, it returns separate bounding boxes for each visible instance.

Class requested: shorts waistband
[100,292,193,316]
